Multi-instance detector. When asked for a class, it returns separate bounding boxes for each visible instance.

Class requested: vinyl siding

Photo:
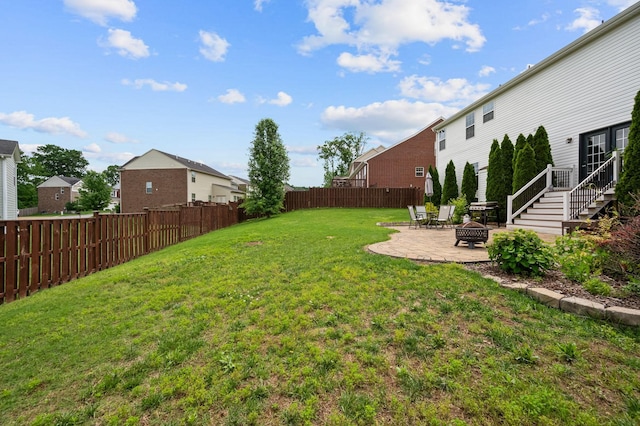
[436,8,640,196]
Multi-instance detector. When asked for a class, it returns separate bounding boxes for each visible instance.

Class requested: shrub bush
[599,213,640,282]
[554,231,602,283]
[583,278,612,296]
[487,229,554,276]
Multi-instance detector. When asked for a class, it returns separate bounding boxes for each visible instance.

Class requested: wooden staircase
[507,189,616,235]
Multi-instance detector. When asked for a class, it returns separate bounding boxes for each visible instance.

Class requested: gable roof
[122,149,230,179]
[0,139,20,161]
[368,117,444,161]
[433,2,640,130]
[37,176,82,188]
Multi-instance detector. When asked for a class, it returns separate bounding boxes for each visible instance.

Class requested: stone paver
[368,224,556,264]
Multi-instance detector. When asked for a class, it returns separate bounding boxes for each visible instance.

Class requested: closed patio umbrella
[425,172,434,201]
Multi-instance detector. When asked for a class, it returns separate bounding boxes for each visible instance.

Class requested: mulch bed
[464,262,640,311]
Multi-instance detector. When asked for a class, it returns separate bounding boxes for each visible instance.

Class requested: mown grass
[0,208,638,425]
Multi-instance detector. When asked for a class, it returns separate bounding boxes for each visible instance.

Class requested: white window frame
[415,167,425,177]
[482,101,494,123]
[437,129,446,151]
[146,181,153,194]
[465,113,475,139]
[191,171,196,183]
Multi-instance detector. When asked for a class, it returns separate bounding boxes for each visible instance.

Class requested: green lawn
[0,208,638,425]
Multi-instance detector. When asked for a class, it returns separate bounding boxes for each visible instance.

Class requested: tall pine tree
[428,165,442,207]
[486,139,502,203]
[461,162,478,204]
[513,143,538,193]
[441,160,459,205]
[615,89,640,208]
[499,134,514,222]
[533,125,553,173]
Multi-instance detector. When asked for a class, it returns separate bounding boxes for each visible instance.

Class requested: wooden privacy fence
[0,203,240,304]
[285,187,422,211]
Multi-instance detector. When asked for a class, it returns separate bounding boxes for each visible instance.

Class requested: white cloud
[84,149,136,165]
[321,99,458,143]
[337,52,401,73]
[287,146,318,155]
[269,91,293,106]
[254,0,270,12]
[17,144,41,155]
[199,30,230,62]
[298,0,486,71]
[218,89,246,104]
[0,110,87,138]
[606,0,637,11]
[99,28,149,59]
[64,0,137,26]
[105,132,138,144]
[291,157,318,167]
[122,78,187,92]
[398,75,490,105]
[566,7,602,33]
[478,65,496,77]
[83,143,102,153]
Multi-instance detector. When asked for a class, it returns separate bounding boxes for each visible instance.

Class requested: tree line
[18,144,119,211]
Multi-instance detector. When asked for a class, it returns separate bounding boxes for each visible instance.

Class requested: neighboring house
[335,118,442,189]
[0,139,20,220]
[108,182,121,211]
[37,176,82,213]
[433,3,639,197]
[432,3,640,233]
[229,175,251,195]
[119,149,236,213]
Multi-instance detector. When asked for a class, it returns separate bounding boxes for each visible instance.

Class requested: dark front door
[579,130,607,182]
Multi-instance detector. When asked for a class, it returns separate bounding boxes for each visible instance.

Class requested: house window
[146,181,153,194]
[191,193,196,202]
[415,167,424,177]
[465,113,475,139]
[482,101,494,123]
[55,193,60,200]
[60,188,65,194]
[191,171,196,183]
[437,129,446,151]
[616,126,630,151]
[208,195,212,202]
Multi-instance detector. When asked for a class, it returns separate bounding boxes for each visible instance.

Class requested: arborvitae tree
[513,143,538,193]
[513,133,527,171]
[616,89,640,207]
[429,165,443,207]
[461,162,477,204]
[441,160,459,205]
[243,118,291,217]
[486,139,502,203]
[499,134,514,222]
[533,125,554,173]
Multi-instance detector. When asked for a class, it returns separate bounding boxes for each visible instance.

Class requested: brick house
[1,139,21,220]
[37,176,82,213]
[338,118,443,188]
[120,149,243,213]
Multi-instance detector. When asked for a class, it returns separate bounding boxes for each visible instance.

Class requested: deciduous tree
[243,118,290,217]
[30,144,88,180]
[317,132,367,187]
[78,171,111,211]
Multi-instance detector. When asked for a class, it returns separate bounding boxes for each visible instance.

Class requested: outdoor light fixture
[566,137,573,143]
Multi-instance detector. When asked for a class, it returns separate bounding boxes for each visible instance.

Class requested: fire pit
[455,221,489,249]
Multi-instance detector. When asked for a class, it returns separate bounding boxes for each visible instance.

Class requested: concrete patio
[368,224,557,263]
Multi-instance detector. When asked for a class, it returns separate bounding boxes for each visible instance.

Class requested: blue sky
[0,0,636,187]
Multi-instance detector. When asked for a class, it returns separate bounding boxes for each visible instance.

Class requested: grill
[469,201,500,226]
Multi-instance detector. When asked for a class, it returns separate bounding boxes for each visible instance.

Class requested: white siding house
[433,2,640,200]
[0,139,20,220]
